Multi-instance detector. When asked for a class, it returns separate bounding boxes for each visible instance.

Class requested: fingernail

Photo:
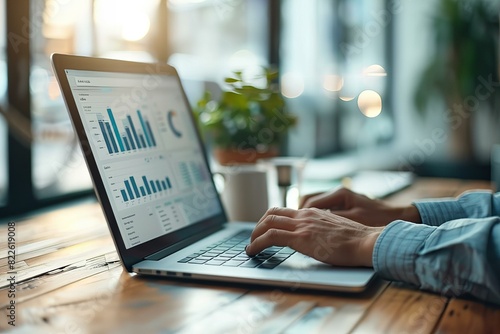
[245,245,254,257]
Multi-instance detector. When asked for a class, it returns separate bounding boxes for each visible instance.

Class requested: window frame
[1,1,94,219]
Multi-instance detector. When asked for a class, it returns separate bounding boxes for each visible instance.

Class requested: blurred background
[0,0,499,217]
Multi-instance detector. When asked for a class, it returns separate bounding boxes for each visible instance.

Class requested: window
[167,0,270,102]
[1,0,396,217]
[28,0,270,199]
[0,0,7,205]
[93,0,160,61]
[30,0,94,199]
[281,0,394,157]
[335,0,393,151]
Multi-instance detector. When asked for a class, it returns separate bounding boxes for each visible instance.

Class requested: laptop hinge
[145,225,223,261]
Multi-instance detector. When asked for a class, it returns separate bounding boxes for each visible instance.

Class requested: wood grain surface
[0,178,497,333]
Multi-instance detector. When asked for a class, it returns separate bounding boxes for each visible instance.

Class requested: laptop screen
[64,69,223,249]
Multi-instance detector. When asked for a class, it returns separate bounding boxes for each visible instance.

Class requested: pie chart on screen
[167,110,182,138]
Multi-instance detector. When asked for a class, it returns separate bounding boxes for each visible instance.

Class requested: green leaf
[224,77,240,84]
[194,66,297,149]
[221,91,248,109]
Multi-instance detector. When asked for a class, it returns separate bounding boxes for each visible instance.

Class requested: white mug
[213,165,270,222]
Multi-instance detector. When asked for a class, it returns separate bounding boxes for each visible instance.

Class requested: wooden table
[0,178,498,333]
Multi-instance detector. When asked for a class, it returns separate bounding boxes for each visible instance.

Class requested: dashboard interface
[65,69,222,249]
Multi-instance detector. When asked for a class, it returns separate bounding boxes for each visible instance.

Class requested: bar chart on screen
[107,108,156,151]
[119,174,173,202]
[103,154,176,210]
[85,106,158,159]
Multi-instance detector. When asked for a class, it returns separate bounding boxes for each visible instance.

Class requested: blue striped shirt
[373,191,500,305]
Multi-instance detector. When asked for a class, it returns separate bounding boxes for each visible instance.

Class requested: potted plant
[194,67,297,165]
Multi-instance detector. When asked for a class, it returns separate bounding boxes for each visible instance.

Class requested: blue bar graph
[124,180,135,200]
[120,189,129,202]
[130,177,140,198]
[121,174,173,202]
[105,122,118,153]
[137,110,153,147]
[142,176,152,194]
[127,115,142,149]
[146,121,157,146]
[150,180,157,193]
[123,137,131,151]
[98,120,113,154]
[107,108,125,152]
[139,135,147,148]
[97,108,157,155]
[125,127,136,150]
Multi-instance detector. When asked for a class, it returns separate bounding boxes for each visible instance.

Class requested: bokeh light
[281,73,304,98]
[323,74,344,92]
[339,95,355,102]
[357,90,382,117]
[363,64,387,77]
[95,0,152,42]
[121,11,151,41]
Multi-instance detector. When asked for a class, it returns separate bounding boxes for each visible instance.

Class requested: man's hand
[245,207,383,267]
[300,188,421,227]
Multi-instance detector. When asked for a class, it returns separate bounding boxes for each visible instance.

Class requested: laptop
[51,53,375,292]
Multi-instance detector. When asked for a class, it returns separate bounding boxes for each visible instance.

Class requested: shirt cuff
[413,199,467,226]
[373,220,435,285]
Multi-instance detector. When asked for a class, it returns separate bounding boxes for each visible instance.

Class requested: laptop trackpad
[282,252,334,270]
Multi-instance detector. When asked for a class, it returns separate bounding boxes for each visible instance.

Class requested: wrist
[359,227,383,267]
[400,205,421,223]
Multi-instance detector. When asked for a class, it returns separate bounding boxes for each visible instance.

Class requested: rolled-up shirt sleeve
[414,191,500,226]
[373,217,500,305]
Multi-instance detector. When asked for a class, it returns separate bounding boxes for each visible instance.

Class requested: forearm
[373,217,500,305]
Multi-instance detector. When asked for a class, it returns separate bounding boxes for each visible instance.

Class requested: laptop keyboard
[178,230,295,269]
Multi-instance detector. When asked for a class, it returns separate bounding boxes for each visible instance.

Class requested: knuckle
[264,214,277,225]
[299,207,314,215]
[296,219,310,228]
[301,207,322,217]
[266,228,280,240]
[267,207,281,215]
[295,229,312,240]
